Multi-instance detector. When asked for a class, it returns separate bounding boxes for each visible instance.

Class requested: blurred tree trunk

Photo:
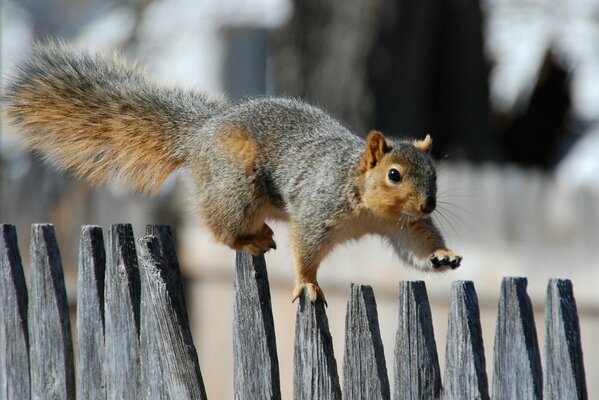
[272,0,382,134]
[273,0,495,161]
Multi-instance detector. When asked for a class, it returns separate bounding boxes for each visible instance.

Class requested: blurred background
[1,0,598,397]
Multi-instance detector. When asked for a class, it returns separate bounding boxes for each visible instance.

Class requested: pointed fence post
[0,224,30,400]
[492,277,542,399]
[343,284,390,400]
[76,226,107,399]
[293,292,341,400]
[394,281,442,400]
[544,279,587,400]
[443,281,489,400]
[138,225,207,399]
[233,251,281,400]
[105,224,141,400]
[28,224,75,399]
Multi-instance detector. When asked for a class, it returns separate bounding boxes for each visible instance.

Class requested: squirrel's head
[358,131,437,221]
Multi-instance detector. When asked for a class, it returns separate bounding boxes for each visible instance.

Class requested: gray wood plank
[343,284,390,400]
[105,223,141,400]
[293,292,341,400]
[544,279,587,400]
[394,281,441,400]
[233,251,281,400]
[492,277,542,399]
[0,224,30,400]
[138,225,206,400]
[28,223,75,400]
[76,225,106,400]
[443,281,489,400]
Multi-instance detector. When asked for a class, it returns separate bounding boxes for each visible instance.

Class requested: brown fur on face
[358,131,435,220]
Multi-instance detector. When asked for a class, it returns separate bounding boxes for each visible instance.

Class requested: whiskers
[432,196,478,240]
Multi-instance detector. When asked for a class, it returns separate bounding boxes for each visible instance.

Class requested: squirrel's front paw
[292,282,327,305]
[430,249,462,270]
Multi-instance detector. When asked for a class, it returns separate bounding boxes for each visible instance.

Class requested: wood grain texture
[343,284,390,400]
[28,223,75,400]
[105,224,141,400]
[443,281,489,400]
[0,224,30,400]
[293,292,341,400]
[394,281,441,400]
[544,279,588,400]
[492,277,542,399]
[138,225,206,399]
[233,251,281,400]
[76,225,106,399]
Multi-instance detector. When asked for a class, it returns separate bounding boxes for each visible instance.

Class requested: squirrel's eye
[388,168,402,183]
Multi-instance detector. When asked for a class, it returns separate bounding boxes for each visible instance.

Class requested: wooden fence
[0,223,588,399]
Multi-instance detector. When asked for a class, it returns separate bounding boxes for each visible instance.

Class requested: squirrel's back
[2,41,228,193]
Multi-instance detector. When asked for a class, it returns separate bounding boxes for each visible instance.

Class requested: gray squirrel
[2,42,462,302]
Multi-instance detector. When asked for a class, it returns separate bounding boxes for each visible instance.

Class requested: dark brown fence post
[544,279,588,400]
[233,251,281,400]
[492,277,542,399]
[0,224,30,399]
[394,280,442,400]
[138,225,207,399]
[105,223,141,400]
[443,280,489,400]
[76,225,106,399]
[343,284,390,400]
[293,292,341,400]
[28,223,75,399]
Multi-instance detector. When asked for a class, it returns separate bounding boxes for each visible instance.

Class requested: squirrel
[1,41,462,302]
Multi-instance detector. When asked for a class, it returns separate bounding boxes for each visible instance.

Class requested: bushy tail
[1,41,228,193]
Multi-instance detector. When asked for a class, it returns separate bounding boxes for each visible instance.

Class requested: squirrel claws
[430,250,462,270]
[292,282,327,306]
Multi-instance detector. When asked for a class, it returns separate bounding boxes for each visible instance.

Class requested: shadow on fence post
[233,251,281,400]
[293,292,341,400]
[138,225,207,399]
[492,277,542,399]
[394,281,442,400]
[105,224,141,400]
[544,279,588,400]
[28,224,75,399]
[76,225,106,399]
[443,280,489,400]
[343,284,390,400]
[0,224,30,399]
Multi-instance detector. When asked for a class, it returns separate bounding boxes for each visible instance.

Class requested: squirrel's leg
[389,217,462,271]
[289,223,330,303]
[229,222,277,255]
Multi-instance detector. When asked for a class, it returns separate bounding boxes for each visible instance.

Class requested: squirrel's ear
[363,130,391,168]
[412,134,432,153]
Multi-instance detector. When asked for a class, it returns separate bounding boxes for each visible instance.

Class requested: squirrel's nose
[420,196,436,214]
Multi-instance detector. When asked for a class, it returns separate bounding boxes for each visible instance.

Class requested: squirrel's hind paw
[430,250,462,270]
[292,282,327,306]
[231,225,277,255]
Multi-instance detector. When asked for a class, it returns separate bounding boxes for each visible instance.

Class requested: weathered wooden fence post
[105,224,141,400]
[544,279,588,400]
[0,224,30,400]
[28,224,75,399]
[394,281,442,400]
[293,292,341,400]
[443,280,489,400]
[492,277,542,399]
[233,251,281,400]
[76,225,106,399]
[138,225,207,399]
[343,284,390,400]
